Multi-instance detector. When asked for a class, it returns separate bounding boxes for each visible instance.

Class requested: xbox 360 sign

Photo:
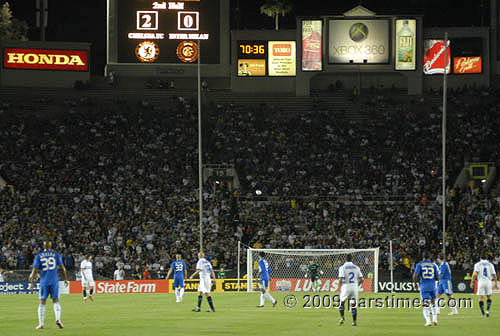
[329,19,389,64]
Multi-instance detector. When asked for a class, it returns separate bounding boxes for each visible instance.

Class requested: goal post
[246,248,379,293]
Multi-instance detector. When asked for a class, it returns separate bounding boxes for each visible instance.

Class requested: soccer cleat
[35,325,44,330]
[272,300,277,308]
[89,296,94,302]
[486,311,490,317]
[424,322,432,327]
[56,320,64,329]
[338,318,344,326]
[433,321,438,326]
[352,322,357,326]
[192,307,201,312]
[481,314,485,318]
[256,305,264,308]
[207,309,215,312]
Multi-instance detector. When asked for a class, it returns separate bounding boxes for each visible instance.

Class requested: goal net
[246,248,379,293]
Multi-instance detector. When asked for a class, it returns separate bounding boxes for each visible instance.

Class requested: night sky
[6,0,490,73]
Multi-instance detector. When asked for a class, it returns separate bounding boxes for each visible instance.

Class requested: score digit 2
[137,11,159,30]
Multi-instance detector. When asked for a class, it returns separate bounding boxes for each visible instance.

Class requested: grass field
[0,292,497,336]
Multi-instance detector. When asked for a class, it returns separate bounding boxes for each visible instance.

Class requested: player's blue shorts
[420,289,436,301]
[39,282,59,300]
[173,276,184,288]
[437,280,453,296]
[260,278,269,290]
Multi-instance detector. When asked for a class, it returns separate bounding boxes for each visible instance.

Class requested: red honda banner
[3,48,89,71]
[70,280,169,294]
[270,278,373,293]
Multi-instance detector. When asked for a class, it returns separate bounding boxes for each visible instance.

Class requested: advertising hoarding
[237,59,266,76]
[453,56,482,74]
[3,48,89,71]
[270,278,372,292]
[69,280,169,294]
[328,19,389,64]
[423,39,451,75]
[268,41,296,76]
[452,38,482,74]
[395,19,416,70]
[302,20,323,71]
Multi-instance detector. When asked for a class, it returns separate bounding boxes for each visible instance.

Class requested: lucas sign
[3,48,89,71]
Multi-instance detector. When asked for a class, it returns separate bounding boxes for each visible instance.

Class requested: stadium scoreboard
[110,0,220,64]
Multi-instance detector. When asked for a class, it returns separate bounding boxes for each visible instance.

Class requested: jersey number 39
[40,257,56,271]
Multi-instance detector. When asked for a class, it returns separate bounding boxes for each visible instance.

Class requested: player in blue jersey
[165,253,187,303]
[28,241,69,330]
[436,255,458,315]
[413,252,440,326]
[256,252,277,308]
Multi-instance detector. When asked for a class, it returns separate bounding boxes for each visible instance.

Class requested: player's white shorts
[198,276,212,294]
[477,280,493,296]
[340,284,359,303]
[82,279,96,288]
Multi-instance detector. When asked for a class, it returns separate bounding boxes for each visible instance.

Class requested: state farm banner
[423,39,450,75]
[270,278,372,293]
[69,280,169,294]
[3,48,89,71]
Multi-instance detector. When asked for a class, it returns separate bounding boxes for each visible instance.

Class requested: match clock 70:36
[237,41,267,58]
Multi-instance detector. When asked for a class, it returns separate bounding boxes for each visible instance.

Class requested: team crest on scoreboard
[135,41,160,63]
[176,41,198,63]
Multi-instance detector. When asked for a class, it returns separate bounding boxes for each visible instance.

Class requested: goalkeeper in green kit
[305,259,324,292]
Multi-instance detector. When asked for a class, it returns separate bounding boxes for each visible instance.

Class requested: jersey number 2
[348,272,355,283]
[40,257,56,271]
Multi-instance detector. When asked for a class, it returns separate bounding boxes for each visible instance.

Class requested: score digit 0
[178,11,200,31]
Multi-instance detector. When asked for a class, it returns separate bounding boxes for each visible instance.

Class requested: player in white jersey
[80,254,95,303]
[337,254,363,326]
[470,254,498,317]
[189,252,216,312]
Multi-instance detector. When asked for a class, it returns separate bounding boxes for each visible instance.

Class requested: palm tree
[259,0,293,31]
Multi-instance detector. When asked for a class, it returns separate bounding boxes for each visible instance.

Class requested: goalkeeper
[305,259,324,292]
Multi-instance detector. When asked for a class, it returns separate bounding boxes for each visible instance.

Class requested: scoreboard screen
[116,0,220,64]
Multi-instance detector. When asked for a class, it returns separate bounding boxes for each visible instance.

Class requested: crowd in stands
[0,85,499,280]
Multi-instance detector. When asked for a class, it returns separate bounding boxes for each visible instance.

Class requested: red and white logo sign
[270,278,373,292]
[423,40,450,75]
[3,48,89,71]
[70,280,169,294]
[453,56,482,74]
[272,43,292,57]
